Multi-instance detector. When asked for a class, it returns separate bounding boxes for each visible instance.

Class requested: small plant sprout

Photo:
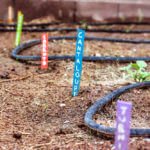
[42,103,47,113]
[138,8,143,22]
[80,20,87,29]
[120,60,150,82]
[126,28,130,33]
[88,129,93,136]
[104,25,108,30]
[119,14,126,22]
[42,99,49,113]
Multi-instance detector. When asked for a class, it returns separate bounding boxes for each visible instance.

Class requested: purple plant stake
[115,100,132,150]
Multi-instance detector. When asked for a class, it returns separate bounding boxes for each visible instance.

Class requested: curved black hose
[84,82,150,136]
[11,36,150,62]
[2,21,150,27]
[2,28,150,33]
[1,21,150,33]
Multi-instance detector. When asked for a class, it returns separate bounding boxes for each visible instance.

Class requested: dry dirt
[0,20,150,149]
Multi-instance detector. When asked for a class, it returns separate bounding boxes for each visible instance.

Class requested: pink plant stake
[115,100,132,150]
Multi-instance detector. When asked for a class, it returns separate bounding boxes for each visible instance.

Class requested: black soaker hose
[2,21,150,27]
[11,36,150,62]
[1,21,150,33]
[2,28,150,33]
[85,82,150,137]
[11,35,150,137]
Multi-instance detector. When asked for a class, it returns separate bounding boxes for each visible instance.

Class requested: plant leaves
[120,65,131,71]
[136,60,147,68]
[142,72,150,81]
[119,61,149,83]
[122,73,128,79]
[130,63,140,70]
[126,29,130,33]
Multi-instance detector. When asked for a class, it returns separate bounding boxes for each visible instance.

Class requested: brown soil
[0,20,150,149]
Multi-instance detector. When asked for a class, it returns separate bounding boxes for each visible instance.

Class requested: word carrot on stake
[115,100,132,150]
[72,29,85,97]
[41,33,48,69]
[15,13,23,47]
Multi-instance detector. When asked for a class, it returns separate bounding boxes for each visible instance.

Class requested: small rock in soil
[64,120,70,124]
[56,125,73,135]
[59,103,66,107]
[0,73,10,79]
[12,132,22,140]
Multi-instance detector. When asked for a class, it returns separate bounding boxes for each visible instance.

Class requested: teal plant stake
[72,29,85,97]
[15,13,23,47]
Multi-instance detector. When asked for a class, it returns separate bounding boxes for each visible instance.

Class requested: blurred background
[1,0,150,23]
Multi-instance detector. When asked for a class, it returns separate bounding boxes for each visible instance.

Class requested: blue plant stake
[72,29,85,97]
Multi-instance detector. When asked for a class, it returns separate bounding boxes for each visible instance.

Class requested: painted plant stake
[8,5,13,24]
[15,13,23,47]
[18,11,22,16]
[72,29,85,97]
[41,33,48,69]
[115,100,132,150]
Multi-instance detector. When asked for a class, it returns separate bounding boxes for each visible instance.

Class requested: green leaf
[138,9,143,22]
[119,61,149,83]
[141,72,148,77]
[136,60,147,68]
[120,65,131,71]
[130,63,139,70]
[122,73,128,79]
[104,25,108,30]
[145,76,150,81]
[126,29,130,33]
[142,72,150,80]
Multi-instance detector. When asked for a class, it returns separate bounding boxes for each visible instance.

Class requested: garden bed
[0,19,150,149]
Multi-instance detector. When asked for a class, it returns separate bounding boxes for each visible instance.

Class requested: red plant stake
[41,33,48,69]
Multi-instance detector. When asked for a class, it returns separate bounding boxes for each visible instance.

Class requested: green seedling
[138,8,143,22]
[88,129,93,136]
[126,29,130,33]
[120,15,126,22]
[41,99,48,113]
[104,25,108,30]
[42,103,47,113]
[120,60,150,82]
[80,20,87,29]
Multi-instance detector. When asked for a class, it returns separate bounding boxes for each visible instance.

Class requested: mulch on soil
[0,19,150,149]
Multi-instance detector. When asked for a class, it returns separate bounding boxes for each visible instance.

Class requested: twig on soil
[29,142,53,149]
[0,74,33,83]
[96,79,134,86]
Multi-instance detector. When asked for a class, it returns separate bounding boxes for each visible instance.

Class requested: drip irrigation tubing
[2,21,150,27]
[1,21,150,33]
[12,36,150,62]
[85,81,150,137]
[10,28,150,137]
[2,28,150,33]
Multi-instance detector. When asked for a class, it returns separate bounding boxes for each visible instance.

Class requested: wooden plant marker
[18,11,22,16]
[15,12,23,47]
[41,33,48,69]
[115,100,132,150]
[72,29,85,97]
[8,5,13,24]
